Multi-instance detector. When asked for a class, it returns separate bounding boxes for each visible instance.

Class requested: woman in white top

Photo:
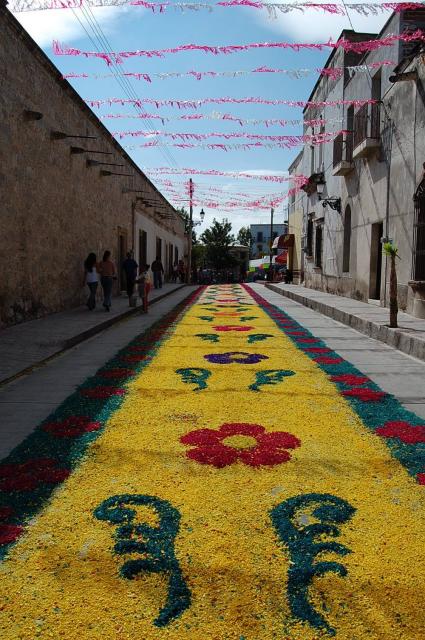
[83,253,99,310]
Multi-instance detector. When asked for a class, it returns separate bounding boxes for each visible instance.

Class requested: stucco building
[250,223,286,258]
[289,9,425,317]
[0,0,187,328]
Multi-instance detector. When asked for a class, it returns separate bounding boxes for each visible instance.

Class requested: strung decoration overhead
[144,167,308,185]
[53,31,425,64]
[87,96,377,109]
[99,111,344,128]
[113,129,348,143]
[11,0,425,15]
[63,60,395,83]
[126,135,342,150]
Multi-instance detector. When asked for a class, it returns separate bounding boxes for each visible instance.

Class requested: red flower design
[121,354,152,363]
[180,423,301,468]
[213,325,253,332]
[43,416,102,438]
[81,386,126,399]
[376,421,425,444]
[304,347,331,353]
[99,368,135,379]
[286,330,307,336]
[294,338,319,344]
[314,356,343,365]
[0,524,23,545]
[417,473,425,485]
[331,374,369,386]
[342,388,385,402]
[0,506,13,521]
[0,458,70,492]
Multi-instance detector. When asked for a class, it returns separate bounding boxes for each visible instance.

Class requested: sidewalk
[265,282,425,362]
[0,283,185,385]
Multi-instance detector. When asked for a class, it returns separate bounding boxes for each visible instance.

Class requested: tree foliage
[237,226,252,249]
[200,218,237,270]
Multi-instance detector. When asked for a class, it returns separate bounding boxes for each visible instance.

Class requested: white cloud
[12,6,126,48]
[255,7,388,43]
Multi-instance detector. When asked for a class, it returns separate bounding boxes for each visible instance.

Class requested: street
[1,284,424,639]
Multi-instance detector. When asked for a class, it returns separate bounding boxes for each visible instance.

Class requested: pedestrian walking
[122,251,138,305]
[151,256,164,289]
[172,261,178,283]
[98,250,116,312]
[137,264,151,313]
[83,252,99,311]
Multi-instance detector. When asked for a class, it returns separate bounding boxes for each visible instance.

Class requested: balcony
[352,103,381,159]
[332,131,354,176]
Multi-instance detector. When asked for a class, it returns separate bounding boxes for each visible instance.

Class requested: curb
[265,283,425,363]
[0,285,187,388]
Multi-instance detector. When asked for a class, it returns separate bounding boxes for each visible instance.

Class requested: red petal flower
[81,386,126,398]
[0,506,13,521]
[213,325,253,332]
[376,421,425,444]
[43,416,102,438]
[286,331,307,336]
[304,347,331,353]
[0,524,23,545]
[342,388,385,402]
[180,429,222,446]
[314,356,343,364]
[331,374,369,385]
[186,444,238,468]
[417,473,425,485]
[181,423,300,468]
[294,338,319,343]
[99,368,135,379]
[0,458,70,491]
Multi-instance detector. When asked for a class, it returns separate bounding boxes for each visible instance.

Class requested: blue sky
[13,2,388,234]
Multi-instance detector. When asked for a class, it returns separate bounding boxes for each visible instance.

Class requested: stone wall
[0,4,186,327]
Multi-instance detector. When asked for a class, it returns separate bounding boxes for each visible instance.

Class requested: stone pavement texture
[0,283,184,385]
[252,283,425,420]
[0,286,196,461]
[266,282,425,362]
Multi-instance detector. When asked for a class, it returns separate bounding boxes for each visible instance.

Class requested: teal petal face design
[249,370,295,392]
[195,334,220,343]
[94,494,191,628]
[247,334,274,344]
[176,368,211,391]
[270,493,355,636]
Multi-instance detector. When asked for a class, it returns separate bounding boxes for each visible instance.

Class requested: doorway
[118,229,128,292]
[369,222,383,300]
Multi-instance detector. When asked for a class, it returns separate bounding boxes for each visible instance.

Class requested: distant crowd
[83,251,186,313]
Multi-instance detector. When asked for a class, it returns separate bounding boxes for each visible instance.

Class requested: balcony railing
[333,131,354,168]
[354,103,380,149]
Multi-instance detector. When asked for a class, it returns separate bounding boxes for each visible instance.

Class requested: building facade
[289,10,425,317]
[287,152,304,284]
[0,0,187,328]
[250,223,286,259]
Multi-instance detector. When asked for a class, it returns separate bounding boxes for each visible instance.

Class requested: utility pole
[269,206,274,268]
[186,178,193,284]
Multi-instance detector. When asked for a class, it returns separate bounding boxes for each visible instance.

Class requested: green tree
[177,207,197,244]
[237,226,252,254]
[200,218,236,271]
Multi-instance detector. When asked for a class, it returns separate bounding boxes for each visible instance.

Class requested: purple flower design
[204,352,269,365]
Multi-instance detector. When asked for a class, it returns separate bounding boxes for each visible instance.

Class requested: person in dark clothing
[122,251,138,303]
[151,256,165,289]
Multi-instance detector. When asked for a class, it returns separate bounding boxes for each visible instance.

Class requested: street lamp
[193,208,205,227]
[315,176,341,213]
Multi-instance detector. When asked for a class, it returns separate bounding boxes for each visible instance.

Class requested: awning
[272,234,295,249]
[275,250,288,265]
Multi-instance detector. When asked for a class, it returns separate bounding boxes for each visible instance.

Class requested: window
[310,128,315,174]
[306,218,314,257]
[318,123,325,169]
[342,205,351,273]
[257,244,263,253]
[257,231,263,242]
[156,237,162,260]
[413,179,425,280]
[175,246,179,264]
[315,224,323,269]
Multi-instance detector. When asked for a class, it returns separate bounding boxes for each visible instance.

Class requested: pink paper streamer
[53,31,425,65]
[145,167,309,185]
[87,97,377,109]
[114,129,348,142]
